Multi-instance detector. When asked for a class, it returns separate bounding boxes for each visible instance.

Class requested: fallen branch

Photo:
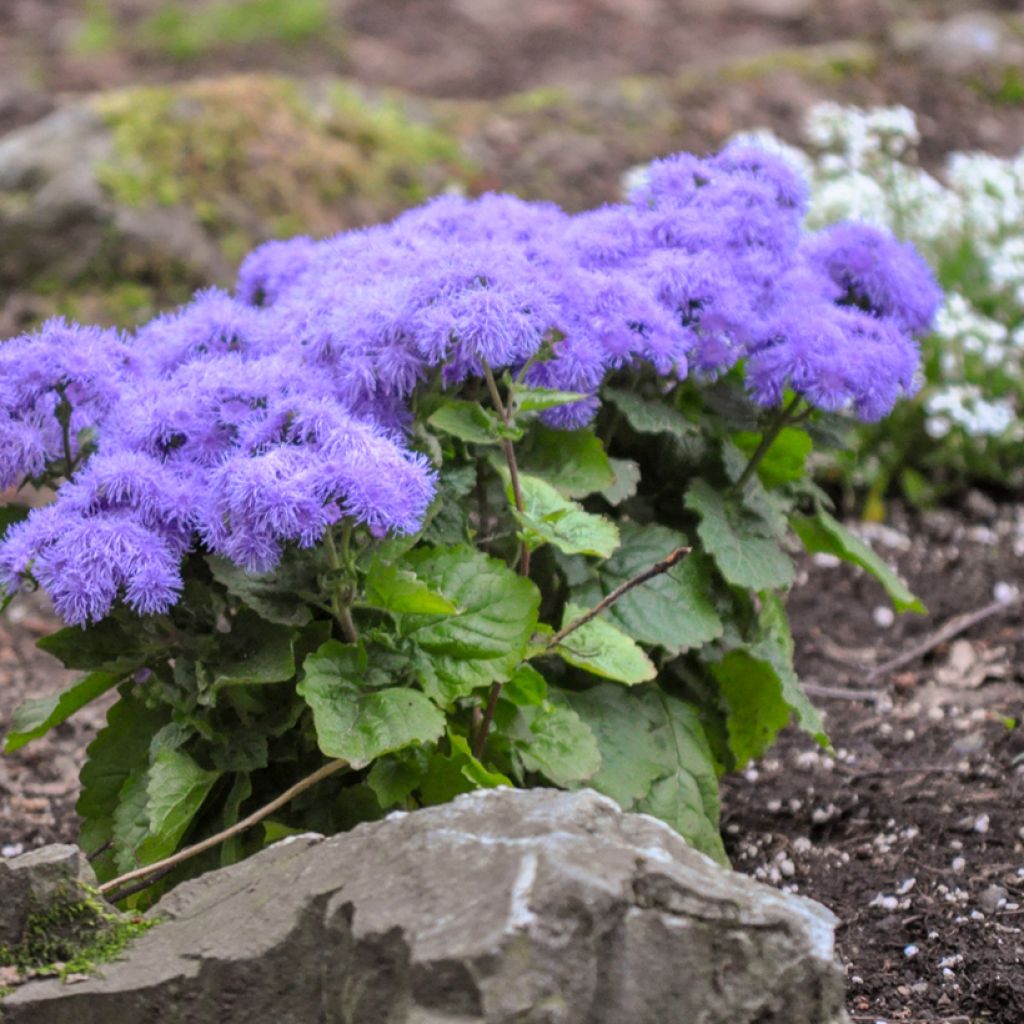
[99,757,348,898]
[865,594,1021,684]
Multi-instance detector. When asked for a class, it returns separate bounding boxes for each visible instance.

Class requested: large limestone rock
[2,788,848,1024]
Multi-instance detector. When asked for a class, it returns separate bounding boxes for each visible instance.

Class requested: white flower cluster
[730,103,1024,449]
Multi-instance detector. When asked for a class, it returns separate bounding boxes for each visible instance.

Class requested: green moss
[93,76,473,265]
[715,42,877,84]
[0,884,158,985]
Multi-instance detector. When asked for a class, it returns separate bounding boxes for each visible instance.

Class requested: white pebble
[974,813,990,834]
[793,837,812,854]
[952,856,967,874]
[994,581,1019,604]
[780,858,796,878]
[1,844,23,858]
[873,605,895,629]
[904,944,919,958]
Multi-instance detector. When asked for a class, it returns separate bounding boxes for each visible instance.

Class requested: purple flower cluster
[0,143,939,624]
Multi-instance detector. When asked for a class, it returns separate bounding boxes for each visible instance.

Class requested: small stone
[872,605,895,629]
[979,885,1008,914]
[951,856,967,874]
[779,858,796,878]
[973,813,990,834]
[994,581,1019,604]
[904,944,919,958]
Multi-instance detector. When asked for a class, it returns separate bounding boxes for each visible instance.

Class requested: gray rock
[890,12,1024,75]
[2,788,848,1024]
[0,844,100,947]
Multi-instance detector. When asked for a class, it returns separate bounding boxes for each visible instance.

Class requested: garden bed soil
[2,499,1023,1021]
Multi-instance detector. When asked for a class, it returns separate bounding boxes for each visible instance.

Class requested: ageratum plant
[727,104,1024,507]
[0,145,937,899]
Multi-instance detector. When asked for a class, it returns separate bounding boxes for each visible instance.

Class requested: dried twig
[802,682,885,703]
[98,757,348,898]
[865,595,1021,684]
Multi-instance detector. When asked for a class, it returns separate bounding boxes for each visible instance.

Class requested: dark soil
[2,500,1023,1022]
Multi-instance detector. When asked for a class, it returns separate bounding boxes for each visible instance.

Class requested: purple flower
[805,223,942,336]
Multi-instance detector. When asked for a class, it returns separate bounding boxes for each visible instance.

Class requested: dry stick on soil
[98,757,348,898]
[865,594,1022,684]
[472,545,692,759]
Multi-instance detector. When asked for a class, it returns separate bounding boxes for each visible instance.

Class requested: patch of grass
[139,0,332,61]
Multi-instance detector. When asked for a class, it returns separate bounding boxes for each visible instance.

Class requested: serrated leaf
[398,546,540,704]
[77,694,170,882]
[421,465,477,547]
[712,651,793,769]
[554,603,657,684]
[751,592,827,745]
[364,559,458,616]
[36,618,147,674]
[571,523,722,654]
[604,388,695,438]
[367,747,432,809]
[601,457,641,505]
[516,426,614,497]
[562,683,726,863]
[211,610,296,690]
[685,478,793,591]
[136,748,220,864]
[207,555,313,627]
[513,702,600,786]
[509,385,591,414]
[299,640,445,767]
[502,663,548,707]
[514,473,619,558]
[791,508,925,614]
[419,733,511,805]
[5,671,121,752]
[732,427,812,488]
[428,399,514,444]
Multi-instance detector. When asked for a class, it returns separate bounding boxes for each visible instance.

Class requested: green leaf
[512,702,600,786]
[751,592,827,745]
[367,747,431,809]
[0,504,30,537]
[364,559,458,616]
[554,604,657,685]
[604,388,696,439]
[211,610,296,689]
[509,385,591,414]
[601,457,641,505]
[136,748,220,864]
[4,671,121,752]
[563,683,726,864]
[684,479,794,591]
[111,767,153,874]
[399,546,540,704]
[209,729,269,772]
[36,618,146,674]
[791,508,925,613]
[570,523,722,654]
[502,663,548,707]
[220,772,253,866]
[711,651,793,768]
[77,694,170,882]
[421,465,476,546]
[514,473,619,558]
[732,427,812,488]
[299,640,445,767]
[207,555,313,627]
[516,426,614,497]
[419,733,511,805]
[428,399,517,444]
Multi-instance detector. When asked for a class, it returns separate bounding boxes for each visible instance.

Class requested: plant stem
[732,394,803,493]
[54,385,75,480]
[481,363,530,579]
[324,527,358,643]
[547,545,691,648]
[99,758,349,899]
